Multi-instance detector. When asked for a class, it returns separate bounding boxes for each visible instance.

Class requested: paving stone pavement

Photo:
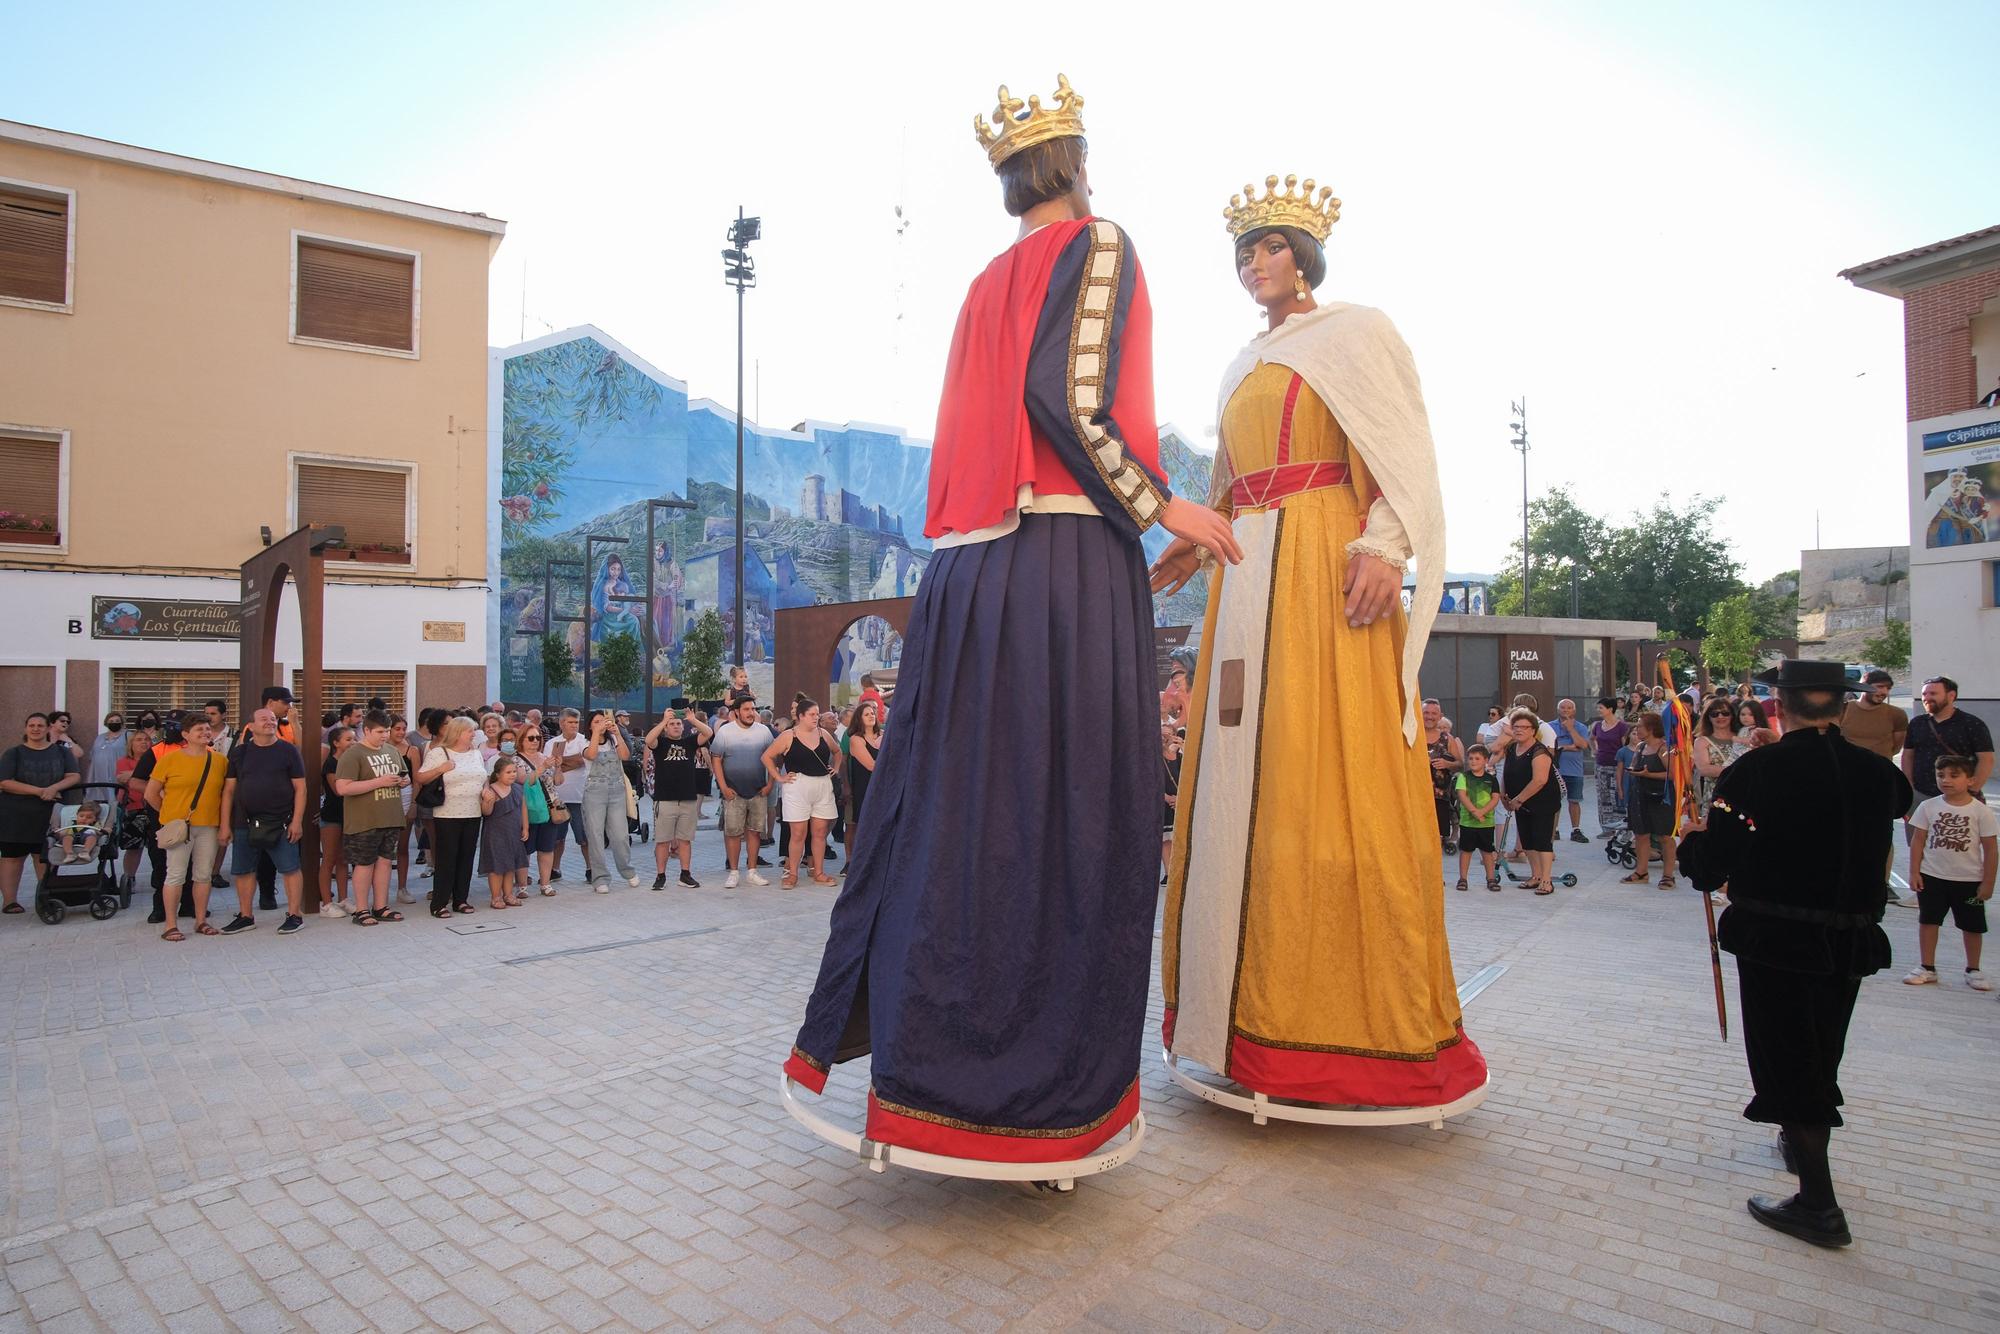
[2,812,1997,1332]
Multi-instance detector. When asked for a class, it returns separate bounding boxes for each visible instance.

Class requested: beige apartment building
[0,120,504,735]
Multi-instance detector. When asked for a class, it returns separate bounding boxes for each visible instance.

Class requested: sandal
[1619,871,1649,884]
[453,903,475,914]
[376,909,404,922]
[160,927,185,941]
[539,886,556,896]
[431,906,450,919]
[2,902,23,914]
[1534,882,1555,896]
[195,921,220,935]
[780,873,799,889]
[1454,878,1469,892]
[1486,878,1502,892]
[1658,876,1677,890]
[488,900,509,910]
[810,873,838,886]
[350,910,379,926]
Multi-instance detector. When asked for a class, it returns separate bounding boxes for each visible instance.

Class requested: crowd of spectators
[0,668,898,940]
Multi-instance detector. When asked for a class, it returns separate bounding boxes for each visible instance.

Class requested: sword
[1700,888,1728,1041]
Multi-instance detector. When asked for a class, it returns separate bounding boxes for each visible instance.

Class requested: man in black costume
[1680,660,1912,1247]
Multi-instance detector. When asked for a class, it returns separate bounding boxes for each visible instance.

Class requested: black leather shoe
[1777,1131,1798,1175]
[1747,1194,1850,1248]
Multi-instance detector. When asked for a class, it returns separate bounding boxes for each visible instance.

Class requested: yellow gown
[1161,361,1484,1105]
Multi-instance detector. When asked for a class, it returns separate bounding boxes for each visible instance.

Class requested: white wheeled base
[1162,1049,1490,1129]
[780,1075,1146,1191]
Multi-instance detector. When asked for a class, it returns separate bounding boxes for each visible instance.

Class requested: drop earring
[1294,274,1309,302]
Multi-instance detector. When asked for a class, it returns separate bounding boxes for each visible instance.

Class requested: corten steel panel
[0,665,57,735]
[65,659,99,743]
[774,598,912,723]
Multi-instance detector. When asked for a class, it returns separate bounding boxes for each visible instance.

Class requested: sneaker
[1890,895,1919,909]
[277,914,304,935]
[594,884,610,894]
[724,869,740,889]
[1569,830,1589,844]
[1967,969,1995,992]
[550,869,562,881]
[414,852,427,866]
[1903,964,1938,985]
[258,895,278,911]
[420,868,433,879]
[396,889,416,904]
[755,855,772,867]
[679,870,700,888]
[627,874,642,888]
[652,873,668,890]
[318,902,347,919]
[221,914,257,935]
[747,870,770,886]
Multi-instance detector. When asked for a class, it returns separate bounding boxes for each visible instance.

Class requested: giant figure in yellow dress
[1150,176,1488,1114]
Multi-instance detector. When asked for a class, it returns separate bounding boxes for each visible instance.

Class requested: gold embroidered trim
[872,1078,1136,1139]
[788,1045,828,1075]
[1065,221,1164,530]
[1231,1021,1466,1064]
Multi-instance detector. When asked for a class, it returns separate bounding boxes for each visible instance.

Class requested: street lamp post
[1510,398,1531,612]
[722,208,760,670]
[541,557,585,714]
[582,533,626,714]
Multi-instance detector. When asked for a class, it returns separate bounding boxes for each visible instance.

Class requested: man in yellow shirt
[143,717,228,939]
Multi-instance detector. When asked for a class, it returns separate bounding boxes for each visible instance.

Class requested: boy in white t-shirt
[1905,754,2000,990]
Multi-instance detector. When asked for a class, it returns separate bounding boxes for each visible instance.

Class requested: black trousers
[429,817,480,913]
[1737,959,1862,1128]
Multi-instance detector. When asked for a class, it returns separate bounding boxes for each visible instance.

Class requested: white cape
[1216,302,1446,746]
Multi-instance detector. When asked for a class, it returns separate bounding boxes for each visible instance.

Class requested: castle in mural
[488,326,1215,711]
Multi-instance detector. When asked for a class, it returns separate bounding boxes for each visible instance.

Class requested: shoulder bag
[155,754,215,850]
[413,746,446,809]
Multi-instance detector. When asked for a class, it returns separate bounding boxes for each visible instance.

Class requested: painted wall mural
[492,326,1216,712]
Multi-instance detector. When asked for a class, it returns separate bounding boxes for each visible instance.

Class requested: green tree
[1862,619,1911,673]
[1700,591,1762,681]
[540,632,575,691]
[678,608,727,705]
[595,631,643,699]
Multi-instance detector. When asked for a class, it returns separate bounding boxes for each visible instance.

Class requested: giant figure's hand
[1160,497,1243,567]
[1342,551,1402,628]
[1148,538,1202,595]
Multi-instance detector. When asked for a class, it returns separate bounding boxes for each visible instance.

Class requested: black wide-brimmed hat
[1752,659,1853,693]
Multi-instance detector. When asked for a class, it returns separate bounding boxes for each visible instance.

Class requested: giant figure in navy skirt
[783,76,1240,1166]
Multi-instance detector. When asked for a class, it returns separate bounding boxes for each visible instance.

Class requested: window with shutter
[111,670,242,721]
[0,431,63,545]
[291,671,408,720]
[0,184,71,307]
[294,461,410,560]
[293,237,416,352]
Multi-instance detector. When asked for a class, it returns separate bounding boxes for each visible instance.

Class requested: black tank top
[786,734,832,777]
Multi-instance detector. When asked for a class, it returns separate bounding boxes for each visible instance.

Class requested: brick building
[1842,225,2000,724]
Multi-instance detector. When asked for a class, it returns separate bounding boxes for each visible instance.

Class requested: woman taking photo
[1497,708,1560,894]
[317,725,353,917]
[515,722,558,896]
[1145,174,1484,1112]
[843,698,882,863]
[417,716,487,917]
[579,710,638,892]
[1620,710,1680,889]
[762,697,840,889]
[0,711,81,916]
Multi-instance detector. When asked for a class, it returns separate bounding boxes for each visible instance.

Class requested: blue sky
[8,0,1995,578]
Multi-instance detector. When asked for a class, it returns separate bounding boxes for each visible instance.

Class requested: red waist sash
[1230,460,1351,510]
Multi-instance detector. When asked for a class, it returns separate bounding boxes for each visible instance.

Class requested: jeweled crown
[974,74,1086,168]
[1223,175,1341,242]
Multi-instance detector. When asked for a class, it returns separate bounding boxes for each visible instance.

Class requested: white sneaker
[1967,969,1995,992]
[724,869,739,889]
[1904,965,1938,985]
[747,870,770,886]
[626,874,641,888]
[594,884,610,894]
[318,903,345,919]
[396,889,416,905]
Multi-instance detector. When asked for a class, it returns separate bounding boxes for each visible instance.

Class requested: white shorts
[780,773,838,823]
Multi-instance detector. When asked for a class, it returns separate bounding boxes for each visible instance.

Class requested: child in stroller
[34,783,128,922]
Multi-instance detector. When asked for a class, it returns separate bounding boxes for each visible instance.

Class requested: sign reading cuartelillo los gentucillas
[91,597,242,642]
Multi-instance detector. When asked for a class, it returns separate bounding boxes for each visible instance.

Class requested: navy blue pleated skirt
[788,513,1162,1150]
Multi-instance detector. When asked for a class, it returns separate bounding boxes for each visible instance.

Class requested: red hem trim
[1222,1029,1487,1107]
[1274,373,1305,467]
[1161,1007,1177,1049]
[864,1083,1140,1164]
[783,1053,828,1095]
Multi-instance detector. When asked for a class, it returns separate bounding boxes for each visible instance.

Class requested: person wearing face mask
[1147,174,1485,1122]
[88,712,130,786]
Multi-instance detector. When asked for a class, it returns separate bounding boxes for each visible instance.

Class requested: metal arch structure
[780,1076,1147,1192]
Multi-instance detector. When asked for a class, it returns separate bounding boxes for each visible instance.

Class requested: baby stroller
[34,783,129,924]
[1604,826,1638,870]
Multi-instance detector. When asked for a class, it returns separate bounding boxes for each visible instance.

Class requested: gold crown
[1223,175,1341,242]
[974,74,1086,168]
